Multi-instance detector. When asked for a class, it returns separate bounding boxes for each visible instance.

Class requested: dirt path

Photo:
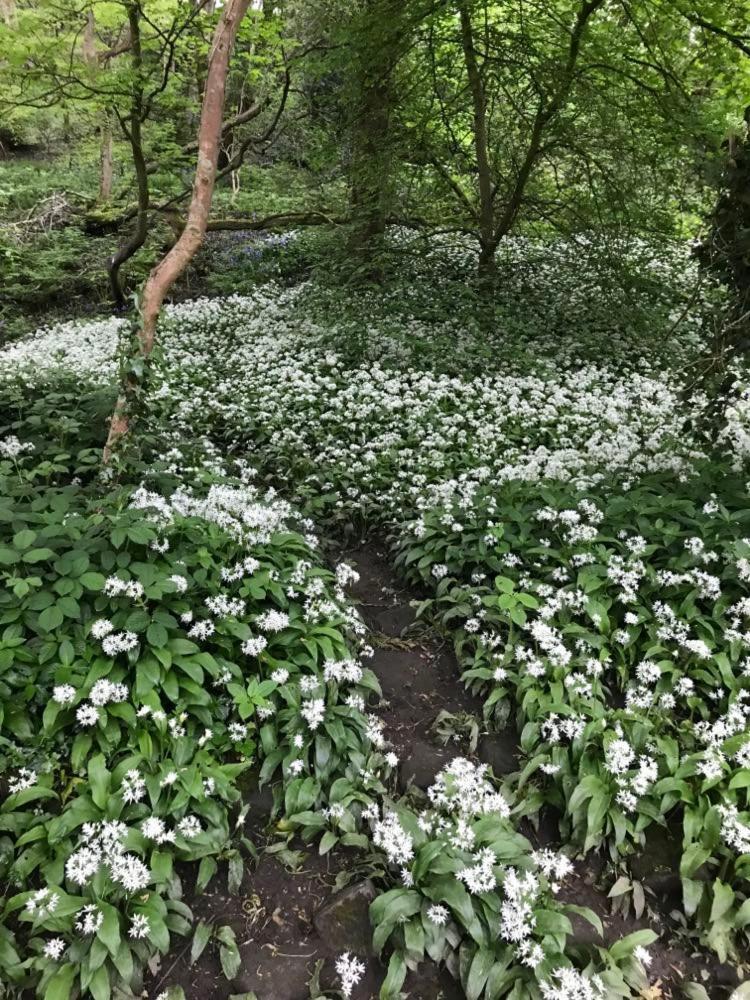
[149,539,723,1000]
[149,541,466,1000]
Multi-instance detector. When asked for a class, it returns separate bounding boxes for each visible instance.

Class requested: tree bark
[82,8,97,63]
[98,124,114,202]
[347,0,406,271]
[704,106,750,346]
[458,0,494,278]
[107,2,149,308]
[104,0,251,462]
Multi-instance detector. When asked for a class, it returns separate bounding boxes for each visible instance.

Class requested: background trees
[0,0,748,309]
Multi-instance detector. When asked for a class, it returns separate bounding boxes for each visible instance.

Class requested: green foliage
[0,391,386,997]
[395,469,750,960]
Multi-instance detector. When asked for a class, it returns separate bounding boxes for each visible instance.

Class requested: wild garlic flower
[43,938,66,960]
[540,968,606,999]
[427,904,449,925]
[9,768,36,794]
[25,888,59,918]
[335,952,365,998]
[129,914,150,939]
[75,904,103,935]
[76,703,99,727]
[255,609,290,632]
[101,631,139,656]
[52,683,77,705]
[120,768,146,805]
[301,698,326,731]
[242,635,268,657]
[371,812,414,866]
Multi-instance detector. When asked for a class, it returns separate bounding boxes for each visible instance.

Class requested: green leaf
[191,921,212,965]
[227,853,244,894]
[96,901,121,957]
[680,843,710,879]
[44,963,76,1000]
[196,856,218,893]
[319,830,338,855]
[465,947,494,1000]
[682,986,710,1000]
[147,622,169,647]
[89,965,111,1000]
[88,754,111,811]
[220,932,241,981]
[380,950,407,999]
[38,605,64,632]
[710,880,735,925]
[126,608,151,632]
[609,928,658,962]
[23,547,55,563]
[13,529,36,550]
[563,904,603,938]
[80,572,106,590]
[370,888,422,928]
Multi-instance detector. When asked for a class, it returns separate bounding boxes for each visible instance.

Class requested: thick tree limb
[104,0,251,462]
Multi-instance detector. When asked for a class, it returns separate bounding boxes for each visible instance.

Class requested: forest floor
[148,539,721,1000]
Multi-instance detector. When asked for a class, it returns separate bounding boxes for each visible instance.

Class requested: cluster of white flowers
[457,846,498,894]
[427,758,510,819]
[141,815,201,843]
[64,821,150,893]
[0,434,35,458]
[323,658,363,684]
[540,968,606,999]
[104,576,145,600]
[335,952,366,997]
[255,609,290,632]
[717,804,750,855]
[91,615,140,658]
[8,767,36,793]
[371,811,414,866]
[121,768,147,804]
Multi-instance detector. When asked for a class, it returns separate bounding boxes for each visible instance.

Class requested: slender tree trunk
[107,3,149,307]
[99,120,114,202]
[82,8,115,207]
[703,105,750,349]
[458,0,495,279]
[82,8,97,62]
[103,0,251,461]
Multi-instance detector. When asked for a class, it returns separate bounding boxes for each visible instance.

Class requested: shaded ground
[149,539,731,1000]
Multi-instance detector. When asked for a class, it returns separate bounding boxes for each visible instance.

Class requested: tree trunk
[703,106,750,349]
[347,0,406,272]
[82,8,97,63]
[458,0,495,279]
[99,124,114,202]
[107,2,149,308]
[103,0,251,462]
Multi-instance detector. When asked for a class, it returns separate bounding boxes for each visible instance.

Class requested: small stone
[313,879,377,954]
[398,740,452,792]
[477,732,517,775]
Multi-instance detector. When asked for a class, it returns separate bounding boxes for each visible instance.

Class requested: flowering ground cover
[1,233,749,998]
